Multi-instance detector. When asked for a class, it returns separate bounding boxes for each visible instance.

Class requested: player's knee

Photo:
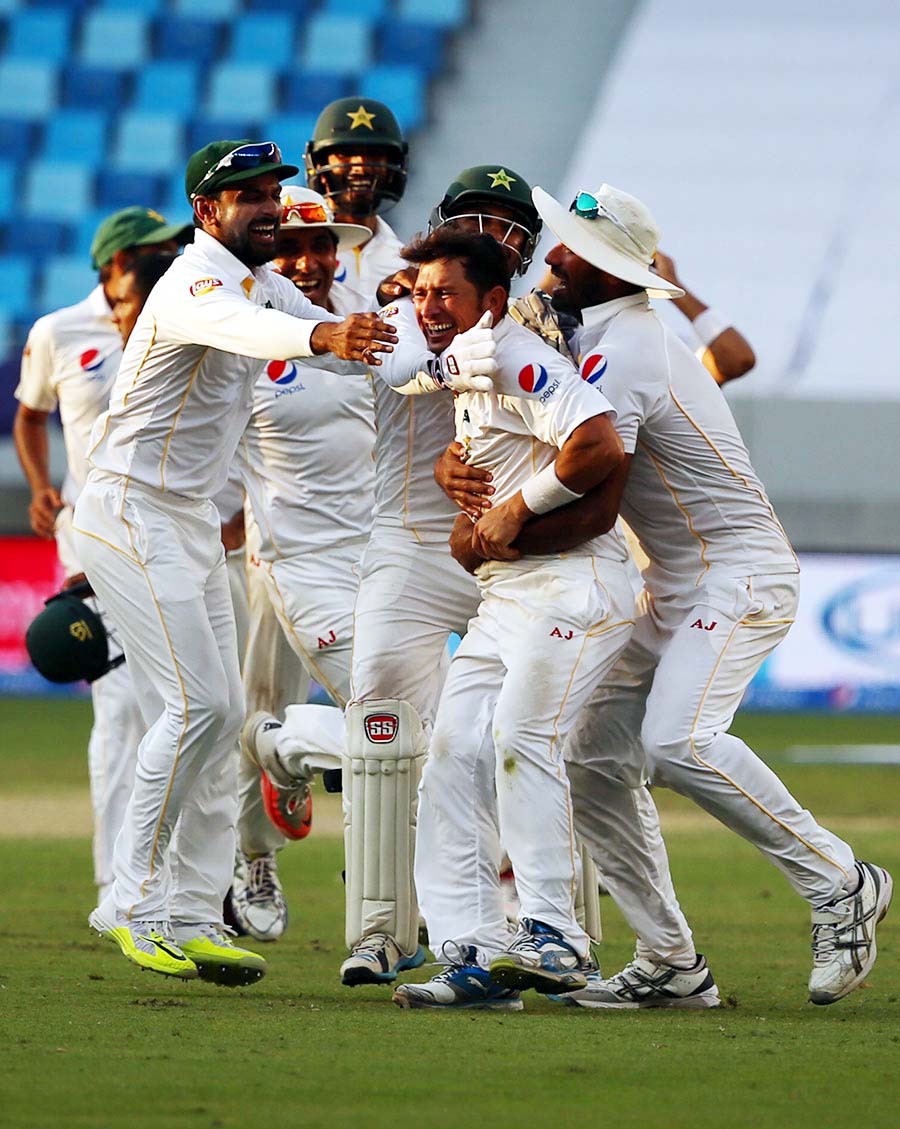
[640,715,696,781]
[187,684,236,744]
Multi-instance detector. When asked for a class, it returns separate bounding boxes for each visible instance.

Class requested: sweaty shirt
[572,293,798,588]
[86,229,345,501]
[15,286,122,508]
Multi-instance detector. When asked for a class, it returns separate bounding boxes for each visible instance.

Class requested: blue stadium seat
[156,18,225,69]
[6,7,73,64]
[263,115,317,168]
[62,66,130,113]
[361,66,425,130]
[80,11,149,69]
[134,61,200,114]
[74,208,114,259]
[302,15,372,76]
[0,118,37,163]
[0,160,14,219]
[3,217,73,258]
[186,118,260,155]
[39,255,97,314]
[397,0,467,26]
[96,170,165,212]
[25,160,93,220]
[96,0,163,11]
[323,0,387,15]
[0,60,57,119]
[206,64,277,121]
[0,0,23,13]
[0,256,35,318]
[245,0,307,11]
[378,20,445,74]
[114,112,183,174]
[229,13,297,68]
[160,168,190,214]
[282,73,349,115]
[42,109,108,165]
[172,0,240,13]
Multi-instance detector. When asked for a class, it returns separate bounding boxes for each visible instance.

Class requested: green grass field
[0,698,898,1129]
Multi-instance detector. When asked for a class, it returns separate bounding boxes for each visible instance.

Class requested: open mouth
[249,220,277,245]
[424,320,456,348]
[293,277,323,296]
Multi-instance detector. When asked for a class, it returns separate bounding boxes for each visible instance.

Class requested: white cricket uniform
[72,228,348,925]
[212,471,250,662]
[15,287,143,895]
[414,316,635,963]
[564,293,855,924]
[333,215,405,296]
[235,281,375,855]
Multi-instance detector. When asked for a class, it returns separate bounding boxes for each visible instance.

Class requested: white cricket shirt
[456,315,628,566]
[238,281,375,559]
[333,216,405,298]
[15,286,122,507]
[573,293,798,588]
[86,228,344,501]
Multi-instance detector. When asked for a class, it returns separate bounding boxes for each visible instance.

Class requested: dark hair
[123,252,177,300]
[400,229,511,298]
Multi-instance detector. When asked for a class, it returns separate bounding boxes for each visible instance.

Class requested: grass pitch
[0,699,898,1129]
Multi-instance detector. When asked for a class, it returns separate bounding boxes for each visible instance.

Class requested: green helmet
[25,586,123,684]
[304,97,408,219]
[429,165,542,275]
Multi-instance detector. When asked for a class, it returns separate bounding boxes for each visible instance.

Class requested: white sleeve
[504,351,616,450]
[370,298,435,391]
[156,272,341,361]
[14,318,58,412]
[577,343,661,454]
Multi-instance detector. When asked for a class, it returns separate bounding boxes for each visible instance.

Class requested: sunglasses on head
[569,191,648,257]
[282,200,330,224]
[192,142,283,198]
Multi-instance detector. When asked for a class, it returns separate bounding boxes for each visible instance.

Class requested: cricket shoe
[228,850,288,942]
[340,932,426,987]
[88,909,198,980]
[489,918,590,994]
[242,712,313,839]
[809,860,893,1005]
[557,954,720,1009]
[393,943,523,1011]
[172,923,267,987]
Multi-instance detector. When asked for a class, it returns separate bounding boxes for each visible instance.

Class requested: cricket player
[453,184,892,1008]
[385,230,634,1010]
[13,208,189,901]
[72,139,398,985]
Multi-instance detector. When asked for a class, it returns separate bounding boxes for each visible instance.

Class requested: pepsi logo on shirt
[581,353,607,384]
[518,363,548,394]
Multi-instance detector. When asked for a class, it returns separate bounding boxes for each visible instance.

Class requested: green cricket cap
[90,207,192,270]
[184,139,300,202]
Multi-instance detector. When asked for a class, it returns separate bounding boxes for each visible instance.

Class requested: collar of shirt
[190,228,267,296]
[87,283,115,324]
[580,292,650,336]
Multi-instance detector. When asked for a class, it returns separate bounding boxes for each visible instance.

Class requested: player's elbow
[711,339,756,383]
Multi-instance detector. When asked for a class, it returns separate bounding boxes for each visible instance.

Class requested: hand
[448,513,486,575]
[651,251,681,287]
[437,312,497,392]
[220,510,246,553]
[471,493,528,561]
[310,313,398,365]
[435,442,493,519]
[29,486,62,539]
[62,572,89,591]
[376,267,419,305]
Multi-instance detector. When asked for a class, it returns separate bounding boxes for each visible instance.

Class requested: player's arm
[13,404,62,539]
[653,251,755,384]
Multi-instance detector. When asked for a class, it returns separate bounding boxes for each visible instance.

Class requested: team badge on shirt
[79,348,104,373]
[379,305,399,319]
[518,363,548,394]
[266,360,298,386]
[335,260,347,283]
[189,278,223,297]
[581,353,607,384]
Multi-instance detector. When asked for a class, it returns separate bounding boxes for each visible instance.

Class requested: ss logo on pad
[365,714,399,743]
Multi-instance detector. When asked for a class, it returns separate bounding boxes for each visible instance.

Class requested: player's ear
[193,194,220,228]
[486,285,507,324]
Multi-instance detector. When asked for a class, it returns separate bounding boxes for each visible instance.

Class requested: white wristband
[692,308,730,347]
[520,463,584,515]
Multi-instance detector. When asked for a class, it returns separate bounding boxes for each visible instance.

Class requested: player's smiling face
[413,258,486,353]
[272,228,338,307]
[200,172,283,267]
[544,242,617,314]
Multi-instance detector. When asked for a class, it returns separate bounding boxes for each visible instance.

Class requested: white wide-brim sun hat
[279,184,371,252]
[532,185,684,299]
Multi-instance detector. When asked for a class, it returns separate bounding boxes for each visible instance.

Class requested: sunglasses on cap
[570,191,649,257]
[282,200,330,224]
[192,142,283,198]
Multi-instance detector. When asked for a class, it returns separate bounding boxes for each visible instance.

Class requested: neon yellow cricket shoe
[89,909,199,979]
[173,923,268,987]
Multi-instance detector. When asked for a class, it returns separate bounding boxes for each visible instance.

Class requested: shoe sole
[341,944,426,987]
[809,865,893,1006]
[190,957,267,988]
[489,957,587,995]
[561,989,721,1010]
[89,911,199,981]
[392,992,524,1011]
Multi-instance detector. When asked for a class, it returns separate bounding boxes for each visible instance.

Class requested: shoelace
[811,903,861,964]
[423,941,480,984]
[193,923,237,946]
[137,920,173,940]
[246,854,283,905]
[353,933,392,957]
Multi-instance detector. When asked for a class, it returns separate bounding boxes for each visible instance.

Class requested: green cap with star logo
[90,206,192,270]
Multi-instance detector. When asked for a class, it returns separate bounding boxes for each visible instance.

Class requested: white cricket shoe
[228,851,288,942]
[489,917,590,994]
[340,932,426,987]
[809,860,892,1005]
[393,943,523,1011]
[559,953,720,1009]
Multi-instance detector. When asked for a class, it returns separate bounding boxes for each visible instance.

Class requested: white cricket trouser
[73,472,244,924]
[56,504,144,896]
[350,525,480,730]
[566,572,856,915]
[416,556,636,964]
[225,547,250,665]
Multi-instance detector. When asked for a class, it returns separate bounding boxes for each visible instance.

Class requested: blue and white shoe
[393,943,524,1010]
[489,918,589,994]
[340,932,426,987]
